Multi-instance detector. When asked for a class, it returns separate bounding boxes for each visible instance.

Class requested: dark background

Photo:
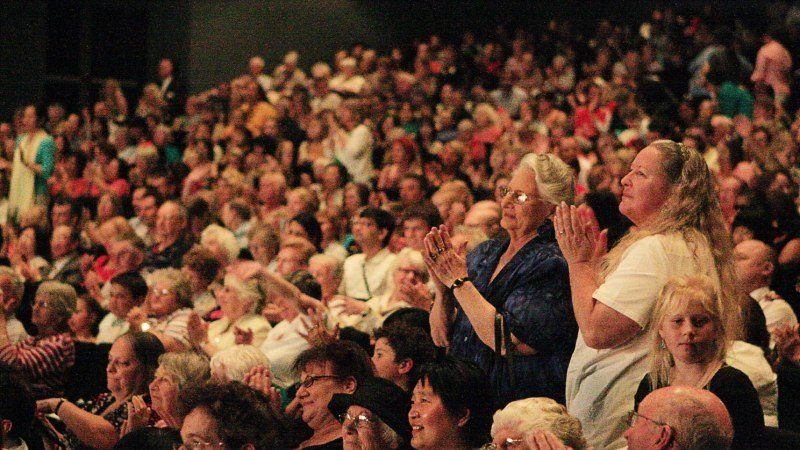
[0,0,780,121]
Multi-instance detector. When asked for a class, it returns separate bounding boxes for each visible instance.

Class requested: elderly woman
[554,140,740,449]
[426,153,577,407]
[187,274,272,356]
[127,268,194,352]
[330,248,433,334]
[292,341,374,449]
[634,275,764,449]
[408,356,494,450]
[37,332,164,450]
[0,281,76,398]
[487,397,588,450]
[126,351,210,431]
[328,376,412,450]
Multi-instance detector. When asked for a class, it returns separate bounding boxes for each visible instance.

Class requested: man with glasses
[328,376,413,450]
[624,386,733,450]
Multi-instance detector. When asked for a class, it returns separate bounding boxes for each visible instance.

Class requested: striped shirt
[0,332,75,399]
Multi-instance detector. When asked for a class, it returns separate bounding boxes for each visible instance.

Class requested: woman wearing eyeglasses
[555,141,740,450]
[0,281,76,399]
[126,268,194,352]
[425,152,578,408]
[633,275,763,449]
[291,341,374,449]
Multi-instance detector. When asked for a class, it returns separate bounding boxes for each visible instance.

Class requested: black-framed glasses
[499,186,531,205]
[338,412,375,428]
[299,374,344,389]
[625,410,669,428]
[479,438,525,450]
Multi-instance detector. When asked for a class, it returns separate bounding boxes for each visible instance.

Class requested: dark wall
[0,1,47,120]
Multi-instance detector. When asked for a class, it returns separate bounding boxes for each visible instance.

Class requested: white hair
[517,153,575,206]
[201,224,240,264]
[210,345,271,382]
[491,398,588,450]
[222,274,263,313]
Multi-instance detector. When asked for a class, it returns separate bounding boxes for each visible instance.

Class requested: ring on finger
[437,247,445,254]
[430,253,438,261]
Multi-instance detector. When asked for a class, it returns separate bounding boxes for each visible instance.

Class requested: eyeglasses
[625,410,669,428]
[338,412,375,428]
[299,374,344,389]
[173,440,225,450]
[150,288,173,297]
[499,186,532,205]
[479,438,525,450]
[33,299,49,309]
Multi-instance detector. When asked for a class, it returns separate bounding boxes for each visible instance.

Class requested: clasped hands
[422,225,467,289]
[553,202,607,270]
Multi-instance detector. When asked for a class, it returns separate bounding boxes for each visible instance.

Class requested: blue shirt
[449,221,576,406]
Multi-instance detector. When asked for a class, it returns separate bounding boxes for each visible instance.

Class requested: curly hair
[491,397,588,450]
[178,381,296,450]
[601,140,742,340]
[148,268,193,309]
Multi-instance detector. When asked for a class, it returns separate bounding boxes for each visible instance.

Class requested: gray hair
[222,274,264,313]
[517,153,575,206]
[157,352,210,390]
[658,396,733,450]
[201,224,240,264]
[36,281,77,326]
[491,397,587,450]
[309,254,344,282]
[388,248,430,292]
[209,345,270,382]
[149,268,193,309]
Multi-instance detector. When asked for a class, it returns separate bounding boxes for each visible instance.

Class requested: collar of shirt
[750,286,774,303]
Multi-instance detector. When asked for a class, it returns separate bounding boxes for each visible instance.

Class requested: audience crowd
[6,4,800,449]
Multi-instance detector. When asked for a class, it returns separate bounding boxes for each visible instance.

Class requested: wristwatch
[450,277,471,291]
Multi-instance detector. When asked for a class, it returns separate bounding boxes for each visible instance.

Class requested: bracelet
[449,277,471,291]
[54,398,66,415]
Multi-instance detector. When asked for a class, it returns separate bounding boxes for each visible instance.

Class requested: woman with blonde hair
[634,275,764,449]
[555,140,741,449]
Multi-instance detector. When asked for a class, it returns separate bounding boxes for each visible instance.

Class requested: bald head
[734,239,776,292]
[627,386,733,450]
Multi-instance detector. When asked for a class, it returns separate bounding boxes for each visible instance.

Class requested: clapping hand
[186,312,209,348]
[243,365,283,417]
[119,395,151,437]
[553,203,607,272]
[300,308,339,347]
[774,324,800,366]
[422,225,468,289]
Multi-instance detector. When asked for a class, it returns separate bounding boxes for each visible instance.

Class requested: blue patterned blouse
[449,220,576,407]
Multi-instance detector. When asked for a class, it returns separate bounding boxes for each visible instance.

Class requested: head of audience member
[730,207,772,245]
[353,207,396,252]
[648,275,731,388]
[181,245,221,296]
[308,254,343,303]
[200,224,239,266]
[220,199,251,234]
[625,386,733,450]
[68,296,103,340]
[401,203,443,252]
[150,352,210,427]
[399,174,429,208]
[180,381,296,450]
[248,225,280,267]
[344,183,371,218]
[32,281,77,336]
[136,187,162,229]
[147,268,193,319]
[108,272,148,320]
[16,226,49,261]
[107,331,164,401]
[293,341,374,437]
[50,224,80,260]
[0,365,36,450]
[450,225,490,257]
[51,197,81,228]
[0,268,24,319]
[386,248,430,305]
[329,376,413,450]
[286,212,323,251]
[258,172,287,208]
[217,274,263,323]
[209,344,270,382]
[110,236,147,274]
[464,201,502,239]
[275,237,316,277]
[409,356,494,450]
[501,153,575,240]
[734,239,776,294]
[373,322,436,392]
[154,201,188,247]
[488,397,587,450]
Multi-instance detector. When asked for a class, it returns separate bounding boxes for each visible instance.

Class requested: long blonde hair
[601,140,742,339]
[647,275,730,388]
